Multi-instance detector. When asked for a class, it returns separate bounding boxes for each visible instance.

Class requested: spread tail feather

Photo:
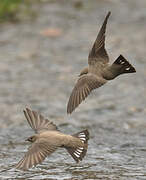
[66,130,89,163]
[113,55,136,74]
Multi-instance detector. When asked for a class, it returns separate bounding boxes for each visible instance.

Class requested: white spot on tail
[79,134,85,138]
[79,147,83,150]
[80,133,85,135]
[80,137,86,141]
[77,149,82,153]
[74,152,80,158]
[126,67,130,70]
[119,60,125,64]
[75,151,80,155]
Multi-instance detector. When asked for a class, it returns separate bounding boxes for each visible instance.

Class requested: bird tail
[113,55,136,74]
[66,130,89,163]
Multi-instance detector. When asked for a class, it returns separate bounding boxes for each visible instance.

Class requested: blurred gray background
[0,0,146,179]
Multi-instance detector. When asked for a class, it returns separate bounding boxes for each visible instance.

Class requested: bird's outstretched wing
[88,11,111,65]
[16,139,57,170]
[24,108,58,133]
[67,74,106,114]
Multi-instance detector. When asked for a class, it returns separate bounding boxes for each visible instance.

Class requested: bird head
[79,67,88,77]
[25,135,37,143]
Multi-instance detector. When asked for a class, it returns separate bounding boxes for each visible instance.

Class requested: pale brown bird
[67,11,136,114]
[16,108,89,170]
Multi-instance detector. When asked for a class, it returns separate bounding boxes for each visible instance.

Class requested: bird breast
[79,67,89,76]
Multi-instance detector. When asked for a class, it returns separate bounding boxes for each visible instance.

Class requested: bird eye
[29,137,33,141]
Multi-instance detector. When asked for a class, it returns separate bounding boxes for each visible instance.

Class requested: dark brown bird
[67,11,136,114]
[16,108,89,170]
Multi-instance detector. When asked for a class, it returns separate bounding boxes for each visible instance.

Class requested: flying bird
[16,108,89,170]
[67,11,136,114]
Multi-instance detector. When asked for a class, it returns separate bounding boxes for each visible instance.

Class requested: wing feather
[88,12,111,64]
[24,108,58,133]
[16,140,57,170]
[67,74,106,114]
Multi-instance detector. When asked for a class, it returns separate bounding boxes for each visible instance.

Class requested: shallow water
[0,0,146,179]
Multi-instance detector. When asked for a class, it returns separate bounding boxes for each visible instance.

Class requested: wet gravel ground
[0,0,146,179]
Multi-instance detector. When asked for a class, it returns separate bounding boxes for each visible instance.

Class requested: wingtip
[24,107,31,113]
[67,109,72,115]
[67,101,74,114]
[107,11,111,18]
[24,108,37,116]
[67,106,76,115]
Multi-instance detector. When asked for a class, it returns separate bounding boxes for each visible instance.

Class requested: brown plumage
[67,11,136,114]
[15,108,89,170]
